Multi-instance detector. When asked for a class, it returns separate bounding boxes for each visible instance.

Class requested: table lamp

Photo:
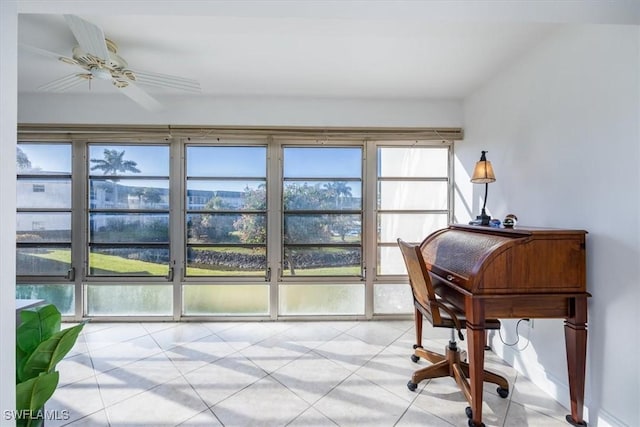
[470,150,496,226]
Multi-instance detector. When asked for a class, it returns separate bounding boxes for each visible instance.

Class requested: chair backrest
[397,238,442,325]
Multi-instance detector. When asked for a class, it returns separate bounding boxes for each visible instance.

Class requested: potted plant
[15,304,86,427]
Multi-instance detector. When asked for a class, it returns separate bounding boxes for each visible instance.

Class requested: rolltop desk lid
[419,224,588,295]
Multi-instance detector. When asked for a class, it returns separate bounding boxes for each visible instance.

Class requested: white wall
[0,2,17,426]
[459,25,640,427]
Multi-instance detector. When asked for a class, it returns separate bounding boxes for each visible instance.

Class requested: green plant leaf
[16,371,59,427]
[17,304,61,354]
[20,322,85,382]
[16,345,28,383]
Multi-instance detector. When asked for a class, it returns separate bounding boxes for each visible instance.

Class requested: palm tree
[90,149,141,207]
[16,147,32,171]
[324,181,353,208]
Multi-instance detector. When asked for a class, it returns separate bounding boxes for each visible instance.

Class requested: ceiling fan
[20,14,201,111]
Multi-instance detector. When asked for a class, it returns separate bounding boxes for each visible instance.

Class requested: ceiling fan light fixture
[90,66,112,80]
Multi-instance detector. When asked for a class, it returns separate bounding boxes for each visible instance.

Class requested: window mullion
[72,139,87,320]
[171,138,184,319]
[267,138,281,319]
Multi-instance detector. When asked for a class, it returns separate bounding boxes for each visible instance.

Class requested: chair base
[407,340,509,407]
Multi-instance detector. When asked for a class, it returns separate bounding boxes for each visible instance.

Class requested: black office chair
[397,238,509,419]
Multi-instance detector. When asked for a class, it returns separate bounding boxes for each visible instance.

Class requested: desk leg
[466,298,486,427]
[564,295,588,426]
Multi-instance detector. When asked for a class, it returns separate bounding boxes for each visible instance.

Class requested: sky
[19,144,363,194]
[20,144,372,178]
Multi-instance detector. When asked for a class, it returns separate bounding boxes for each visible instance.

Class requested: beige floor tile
[313,373,410,426]
[150,323,214,350]
[63,409,110,426]
[56,351,95,386]
[287,407,340,426]
[504,401,571,427]
[105,377,208,426]
[314,335,385,371]
[214,322,285,350]
[211,376,309,426]
[90,334,164,373]
[271,352,353,404]
[395,405,455,426]
[46,376,104,426]
[177,408,223,426]
[96,352,182,407]
[355,350,424,402]
[164,333,237,375]
[344,321,409,346]
[239,334,312,373]
[184,353,267,407]
[43,321,569,427]
[83,323,149,352]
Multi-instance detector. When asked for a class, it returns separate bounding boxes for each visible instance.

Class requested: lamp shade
[470,151,496,183]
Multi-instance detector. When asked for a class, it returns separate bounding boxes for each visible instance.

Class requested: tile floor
[48,320,572,426]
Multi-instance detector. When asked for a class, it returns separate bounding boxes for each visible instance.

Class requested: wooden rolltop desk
[419,225,590,427]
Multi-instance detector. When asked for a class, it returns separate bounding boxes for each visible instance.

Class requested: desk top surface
[16,299,45,310]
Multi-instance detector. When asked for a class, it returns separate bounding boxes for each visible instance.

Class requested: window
[377,146,450,274]
[373,146,450,314]
[279,145,365,316]
[282,146,363,277]
[87,144,170,277]
[185,145,268,277]
[182,144,270,316]
[16,143,74,314]
[16,130,454,320]
[86,145,171,316]
[16,143,72,277]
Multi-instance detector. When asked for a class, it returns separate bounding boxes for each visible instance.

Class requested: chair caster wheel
[464,406,485,427]
[465,406,485,426]
[497,387,509,398]
[410,354,420,363]
[407,381,418,391]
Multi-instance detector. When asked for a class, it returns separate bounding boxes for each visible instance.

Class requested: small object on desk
[503,214,518,228]
[489,219,501,228]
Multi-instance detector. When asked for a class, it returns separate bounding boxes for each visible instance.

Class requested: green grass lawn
[28,249,358,276]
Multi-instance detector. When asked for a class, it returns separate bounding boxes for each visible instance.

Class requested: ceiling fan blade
[64,14,110,60]
[116,81,164,112]
[37,73,88,92]
[131,69,201,94]
[20,44,77,65]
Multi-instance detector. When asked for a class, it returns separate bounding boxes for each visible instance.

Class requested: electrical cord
[497,318,531,351]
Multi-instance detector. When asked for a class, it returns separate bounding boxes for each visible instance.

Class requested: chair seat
[415,299,501,331]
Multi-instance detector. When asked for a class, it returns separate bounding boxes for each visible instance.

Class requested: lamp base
[469,210,491,226]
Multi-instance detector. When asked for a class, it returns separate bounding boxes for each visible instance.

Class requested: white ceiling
[15,2,638,104]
